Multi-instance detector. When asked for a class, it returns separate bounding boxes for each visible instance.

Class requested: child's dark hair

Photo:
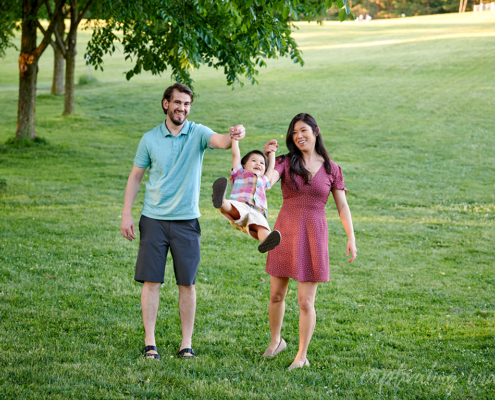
[241,150,268,172]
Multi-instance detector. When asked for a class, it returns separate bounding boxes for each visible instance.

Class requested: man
[120,83,245,360]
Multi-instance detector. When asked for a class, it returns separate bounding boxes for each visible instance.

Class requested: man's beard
[168,110,187,126]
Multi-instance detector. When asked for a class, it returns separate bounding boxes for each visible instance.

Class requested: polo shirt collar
[161,119,190,137]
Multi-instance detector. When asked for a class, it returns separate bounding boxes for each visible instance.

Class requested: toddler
[212,138,281,253]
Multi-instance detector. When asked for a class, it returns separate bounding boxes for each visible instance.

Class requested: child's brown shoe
[212,177,228,208]
[258,230,281,253]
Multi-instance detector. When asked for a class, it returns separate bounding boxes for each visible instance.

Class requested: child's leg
[249,225,282,253]
[251,226,271,242]
[212,178,229,209]
[219,200,241,221]
[212,178,241,220]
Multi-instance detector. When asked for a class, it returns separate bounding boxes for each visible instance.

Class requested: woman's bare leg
[266,276,290,352]
[292,281,318,364]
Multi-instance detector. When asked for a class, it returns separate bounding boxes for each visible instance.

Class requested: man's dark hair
[162,83,194,114]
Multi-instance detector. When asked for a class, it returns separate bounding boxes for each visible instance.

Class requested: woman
[262,113,357,370]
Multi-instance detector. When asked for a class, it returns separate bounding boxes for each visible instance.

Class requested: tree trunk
[462,0,468,12]
[51,16,65,95]
[63,32,76,115]
[17,57,39,140]
[63,3,78,116]
[16,0,40,141]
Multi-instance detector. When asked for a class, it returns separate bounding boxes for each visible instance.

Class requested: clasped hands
[229,125,246,140]
[263,139,279,155]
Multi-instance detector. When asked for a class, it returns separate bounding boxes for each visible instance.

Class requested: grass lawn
[1,12,494,399]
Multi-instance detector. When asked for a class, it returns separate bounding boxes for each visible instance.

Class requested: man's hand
[264,139,279,155]
[121,214,136,241]
[230,125,245,141]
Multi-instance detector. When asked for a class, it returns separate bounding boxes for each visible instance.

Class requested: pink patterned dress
[266,157,347,282]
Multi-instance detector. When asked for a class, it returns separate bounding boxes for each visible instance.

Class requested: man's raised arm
[121,165,147,241]
[209,124,246,149]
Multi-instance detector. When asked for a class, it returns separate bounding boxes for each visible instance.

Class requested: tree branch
[45,0,53,20]
[77,0,94,26]
[53,23,68,58]
[44,0,53,19]
[33,0,66,59]
[36,20,47,36]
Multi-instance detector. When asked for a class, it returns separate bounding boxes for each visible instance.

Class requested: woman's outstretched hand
[347,237,357,263]
[264,139,278,155]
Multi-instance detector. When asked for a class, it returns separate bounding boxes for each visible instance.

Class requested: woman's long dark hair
[280,113,332,189]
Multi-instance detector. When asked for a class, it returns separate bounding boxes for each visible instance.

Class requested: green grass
[1,12,494,399]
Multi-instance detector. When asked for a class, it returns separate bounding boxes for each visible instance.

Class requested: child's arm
[231,139,241,170]
[264,150,276,184]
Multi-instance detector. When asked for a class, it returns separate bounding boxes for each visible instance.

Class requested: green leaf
[345,5,350,14]
[336,0,344,8]
[324,0,333,7]
[339,8,347,22]
[282,6,289,19]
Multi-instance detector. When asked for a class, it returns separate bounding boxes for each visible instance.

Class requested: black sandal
[142,345,161,361]
[177,347,197,359]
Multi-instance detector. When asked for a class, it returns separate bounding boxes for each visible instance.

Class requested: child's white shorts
[221,200,271,240]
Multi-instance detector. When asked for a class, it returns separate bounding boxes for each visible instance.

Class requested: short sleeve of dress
[274,156,287,181]
[331,162,347,195]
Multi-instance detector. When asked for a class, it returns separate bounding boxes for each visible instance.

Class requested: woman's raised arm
[263,139,280,186]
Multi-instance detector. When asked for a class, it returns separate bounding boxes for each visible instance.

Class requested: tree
[50,13,65,95]
[0,0,19,58]
[43,0,94,114]
[17,0,66,140]
[459,0,468,12]
[1,0,353,142]
[0,0,65,141]
[86,0,354,91]
[0,0,94,141]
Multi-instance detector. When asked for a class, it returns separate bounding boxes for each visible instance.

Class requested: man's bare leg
[142,281,161,357]
[178,284,196,356]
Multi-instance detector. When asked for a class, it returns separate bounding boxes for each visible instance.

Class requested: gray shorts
[134,215,201,286]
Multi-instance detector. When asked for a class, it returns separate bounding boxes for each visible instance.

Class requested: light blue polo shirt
[133,119,215,220]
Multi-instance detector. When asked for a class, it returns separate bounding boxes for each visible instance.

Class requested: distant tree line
[327,0,469,19]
